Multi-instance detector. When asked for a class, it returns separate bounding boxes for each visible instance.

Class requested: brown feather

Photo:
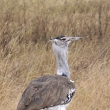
[17,75,75,110]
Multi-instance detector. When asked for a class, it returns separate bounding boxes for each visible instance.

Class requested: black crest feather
[55,36,65,39]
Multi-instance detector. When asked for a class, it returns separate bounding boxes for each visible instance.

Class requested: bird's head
[50,36,82,49]
[49,36,82,78]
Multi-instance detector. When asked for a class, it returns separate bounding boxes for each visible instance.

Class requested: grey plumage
[17,36,82,110]
[51,36,82,78]
[17,75,75,110]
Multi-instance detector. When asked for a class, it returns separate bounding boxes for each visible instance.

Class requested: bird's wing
[17,75,75,110]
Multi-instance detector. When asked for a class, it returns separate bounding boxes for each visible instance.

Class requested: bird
[17,36,82,110]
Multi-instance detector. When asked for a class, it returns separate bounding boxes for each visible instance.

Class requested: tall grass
[0,0,110,110]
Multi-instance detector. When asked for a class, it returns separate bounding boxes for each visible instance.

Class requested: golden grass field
[0,0,110,110]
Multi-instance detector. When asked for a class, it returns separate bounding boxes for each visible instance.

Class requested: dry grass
[0,0,110,110]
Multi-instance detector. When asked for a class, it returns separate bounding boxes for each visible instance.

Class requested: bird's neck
[54,48,70,78]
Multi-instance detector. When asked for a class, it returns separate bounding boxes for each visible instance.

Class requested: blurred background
[0,0,110,110]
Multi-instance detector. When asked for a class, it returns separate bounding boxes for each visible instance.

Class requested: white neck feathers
[52,44,70,78]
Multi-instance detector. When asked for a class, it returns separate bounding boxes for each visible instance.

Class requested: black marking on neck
[62,73,68,77]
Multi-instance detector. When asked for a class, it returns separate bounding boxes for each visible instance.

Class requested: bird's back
[17,75,75,110]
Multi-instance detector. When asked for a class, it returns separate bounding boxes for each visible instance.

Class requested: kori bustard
[17,36,81,110]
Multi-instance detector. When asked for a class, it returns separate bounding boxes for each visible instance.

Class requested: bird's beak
[66,36,82,42]
[46,37,54,51]
[50,36,54,41]
[71,37,82,41]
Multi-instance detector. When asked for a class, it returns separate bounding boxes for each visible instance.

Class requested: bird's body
[17,75,75,110]
[17,36,81,110]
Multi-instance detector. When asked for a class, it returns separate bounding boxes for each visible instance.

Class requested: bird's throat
[55,49,70,78]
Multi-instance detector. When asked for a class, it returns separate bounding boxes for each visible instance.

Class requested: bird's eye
[61,38,66,41]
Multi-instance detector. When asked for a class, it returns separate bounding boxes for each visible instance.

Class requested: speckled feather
[17,75,75,110]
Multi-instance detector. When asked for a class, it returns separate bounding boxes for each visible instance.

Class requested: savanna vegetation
[0,0,110,110]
